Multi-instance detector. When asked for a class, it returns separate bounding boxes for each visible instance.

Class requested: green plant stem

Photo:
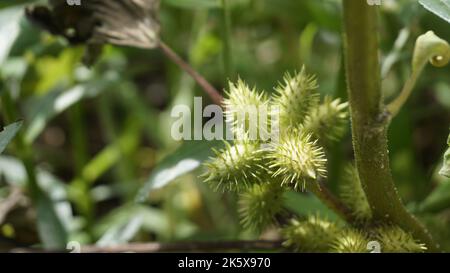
[342,0,437,251]
[67,102,93,230]
[69,103,88,177]
[117,85,164,147]
[387,74,418,117]
[68,118,140,219]
[221,0,234,80]
[98,93,136,198]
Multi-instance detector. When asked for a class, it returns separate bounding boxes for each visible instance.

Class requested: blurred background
[0,0,449,251]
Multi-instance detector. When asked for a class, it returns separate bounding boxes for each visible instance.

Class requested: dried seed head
[88,0,160,48]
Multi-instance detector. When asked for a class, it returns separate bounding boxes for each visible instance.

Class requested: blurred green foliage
[0,0,449,251]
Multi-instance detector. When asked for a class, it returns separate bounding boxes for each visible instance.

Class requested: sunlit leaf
[0,7,23,65]
[419,0,450,24]
[24,73,119,143]
[96,216,143,247]
[0,121,22,154]
[33,48,83,94]
[440,134,450,178]
[136,140,224,201]
[94,204,168,239]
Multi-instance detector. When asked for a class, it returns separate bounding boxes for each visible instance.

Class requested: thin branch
[387,74,417,117]
[12,240,284,253]
[158,40,224,105]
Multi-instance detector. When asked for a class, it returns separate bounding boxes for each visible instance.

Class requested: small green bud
[273,67,319,131]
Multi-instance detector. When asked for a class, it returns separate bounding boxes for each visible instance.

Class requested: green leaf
[418,181,450,213]
[163,0,221,9]
[94,204,169,237]
[33,48,83,94]
[136,140,224,201]
[94,204,168,240]
[24,74,118,143]
[35,193,69,249]
[0,156,72,249]
[440,134,450,178]
[0,58,28,81]
[0,121,22,154]
[283,191,339,221]
[0,0,35,9]
[419,0,450,24]
[96,216,143,247]
[0,7,23,65]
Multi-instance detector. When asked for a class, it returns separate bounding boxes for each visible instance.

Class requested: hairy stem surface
[342,0,437,251]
